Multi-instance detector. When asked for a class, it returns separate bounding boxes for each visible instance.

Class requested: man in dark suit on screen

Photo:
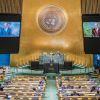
[96,55,100,67]
[1,22,12,37]
[0,27,1,36]
[92,23,100,37]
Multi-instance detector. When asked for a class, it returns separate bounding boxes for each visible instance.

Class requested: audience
[0,76,47,100]
[64,76,70,81]
[33,87,36,92]
[38,77,46,86]
[38,81,44,86]
[4,79,12,85]
[78,85,81,89]
[95,91,100,96]
[58,78,62,87]
[71,91,80,96]
[0,84,4,91]
[5,94,12,100]
[90,86,97,92]
[56,75,100,100]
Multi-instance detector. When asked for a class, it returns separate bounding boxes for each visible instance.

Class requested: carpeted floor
[43,79,58,100]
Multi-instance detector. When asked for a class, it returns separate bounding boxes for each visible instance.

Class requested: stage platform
[9,65,94,76]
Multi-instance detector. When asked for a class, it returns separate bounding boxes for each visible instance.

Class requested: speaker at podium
[43,63,59,74]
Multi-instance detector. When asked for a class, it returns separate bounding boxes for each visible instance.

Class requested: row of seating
[0,75,47,100]
[56,75,100,100]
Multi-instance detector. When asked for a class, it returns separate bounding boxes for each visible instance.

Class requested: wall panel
[81,0,100,14]
[0,0,23,14]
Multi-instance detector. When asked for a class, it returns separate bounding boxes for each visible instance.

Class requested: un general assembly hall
[0,0,100,100]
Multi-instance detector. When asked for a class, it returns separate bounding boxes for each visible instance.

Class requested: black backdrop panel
[84,38,100,53]
[82,14,100,54]
[0,38,19,53]
[0,14,21,54]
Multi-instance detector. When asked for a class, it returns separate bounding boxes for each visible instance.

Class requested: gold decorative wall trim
[10,0,93,67]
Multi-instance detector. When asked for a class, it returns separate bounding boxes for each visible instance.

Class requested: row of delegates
[32,77,46,96]
[91,85,100,92]
[33,87,43,93]
[59,90,81,96]
[61,91,100,100]
[38,77,46,86]
[60,84,82,90]
[0,79,12,92]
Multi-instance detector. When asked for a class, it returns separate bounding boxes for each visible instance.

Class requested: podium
[43,63,59,74]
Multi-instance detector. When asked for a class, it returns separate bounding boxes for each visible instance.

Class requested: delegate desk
[30,61,43,70]
[63,61,73,70]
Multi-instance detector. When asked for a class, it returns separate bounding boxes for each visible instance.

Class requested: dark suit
[97,55,100,67]
[92,28,100,37]
[1,27,12,37]
[0,27,2,36]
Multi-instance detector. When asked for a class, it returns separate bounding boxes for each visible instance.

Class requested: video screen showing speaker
[93,54,100,67]
[0,14,21,53]
[83,22,100,37]
[82,14,100,53]
[0,22,20,37]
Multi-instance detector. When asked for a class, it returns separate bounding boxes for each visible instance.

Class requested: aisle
[43,79,58,100]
